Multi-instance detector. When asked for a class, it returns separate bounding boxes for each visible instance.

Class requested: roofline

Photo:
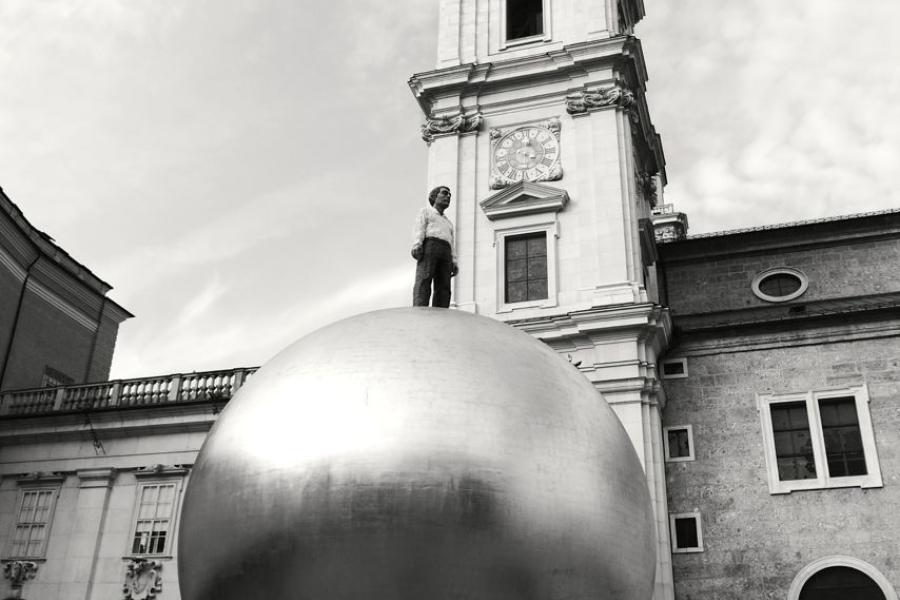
[682,207,900,241]
[1,185,113,292]
[0,185,134,319]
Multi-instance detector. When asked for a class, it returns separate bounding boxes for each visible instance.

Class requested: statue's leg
[432,242,452,308]
[413,240,436,306]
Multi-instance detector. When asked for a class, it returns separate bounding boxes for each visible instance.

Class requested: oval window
[752,268,808,303]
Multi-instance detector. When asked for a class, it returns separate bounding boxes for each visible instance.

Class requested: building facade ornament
[123,559,162,600]
[420,111,482,143]
[3,561,38,588]
[565,84,636,115]
[134,464,189,479]
[636,171,658,206]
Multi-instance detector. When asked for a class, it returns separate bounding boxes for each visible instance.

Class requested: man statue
[411,185,458,308]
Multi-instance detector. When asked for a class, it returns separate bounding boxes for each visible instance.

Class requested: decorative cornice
[565,84,636,115]
[123,559,162,600]
[420,111,482,143]
[15,471,65,484]
[77,467,116,488]
[3,560,38,588]
[134,464,189,478]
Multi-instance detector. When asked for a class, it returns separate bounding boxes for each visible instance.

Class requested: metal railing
[0,367,259,417]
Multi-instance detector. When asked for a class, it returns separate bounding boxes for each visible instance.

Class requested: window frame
[669,511,703,554]
[500,0,552,49]
[494,220,559,313]
[664,425,695,463]
[5,485,61,560]
[661,357,688,379]
[757,384,882,495]
[126,477,184,558]
[751,267,808,303]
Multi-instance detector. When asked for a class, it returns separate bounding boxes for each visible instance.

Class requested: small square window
[664,425,695,462]
[670,512,703,553]
[662,358,688,379]
[6,487,59,559]
[758,385,882,494]
[130,482,179,556]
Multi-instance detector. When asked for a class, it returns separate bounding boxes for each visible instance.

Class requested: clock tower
[409,1,674,598]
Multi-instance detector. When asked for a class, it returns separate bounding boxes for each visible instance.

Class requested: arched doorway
[799,566,885,600]
[789,556,897,600]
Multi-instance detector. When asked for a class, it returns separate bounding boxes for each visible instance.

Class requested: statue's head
[428,186,451,206]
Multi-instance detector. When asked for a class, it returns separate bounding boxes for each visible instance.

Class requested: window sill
[769,476,883,495]
[501,34,549,50]
[1,557,46,563]
[497,298,557,313]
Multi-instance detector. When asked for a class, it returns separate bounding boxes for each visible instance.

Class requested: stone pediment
[479,182,569,221]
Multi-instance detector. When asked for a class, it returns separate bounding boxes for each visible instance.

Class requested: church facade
[2,1,899,599]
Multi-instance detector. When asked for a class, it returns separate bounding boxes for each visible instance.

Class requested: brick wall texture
[663,236,900,315]
[661,219,900,599]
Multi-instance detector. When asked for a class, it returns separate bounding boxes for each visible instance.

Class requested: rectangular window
[505,232,547,304]
[506,0,543,40]
[131,483,177,555]
[9,489,57,558]
[664,425,695,462]
[770,401,817,481]
[670,512,703,553]
[661,358,688,379]
[758,385,882,494]
[819,397,867,477]
[41,365,73,388]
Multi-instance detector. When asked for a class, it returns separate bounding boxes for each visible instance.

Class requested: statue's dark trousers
[413,237,452,308]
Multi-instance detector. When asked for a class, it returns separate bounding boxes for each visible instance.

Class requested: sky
[1,1,898,380]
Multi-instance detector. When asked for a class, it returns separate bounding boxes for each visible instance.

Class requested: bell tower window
[506,0,543,40]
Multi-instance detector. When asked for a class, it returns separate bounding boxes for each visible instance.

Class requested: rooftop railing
[0,367,259,417]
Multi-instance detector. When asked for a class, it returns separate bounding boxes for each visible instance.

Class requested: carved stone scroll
[566,84,636,115]
[421,111,482,143]
[123,559,162,600]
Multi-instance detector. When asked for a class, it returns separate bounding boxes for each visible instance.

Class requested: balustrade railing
[0,367,259,417]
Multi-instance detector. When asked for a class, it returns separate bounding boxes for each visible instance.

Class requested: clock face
[492,126,561,184]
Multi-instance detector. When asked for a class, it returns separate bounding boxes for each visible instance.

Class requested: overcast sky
[1,1,898,380]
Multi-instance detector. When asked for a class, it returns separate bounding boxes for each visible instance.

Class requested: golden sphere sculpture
[178,308,655,600]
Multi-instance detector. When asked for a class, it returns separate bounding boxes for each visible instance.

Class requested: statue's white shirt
[412,205,457,264]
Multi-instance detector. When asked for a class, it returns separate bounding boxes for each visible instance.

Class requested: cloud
[641,0,900,233]
[110,263,411,379]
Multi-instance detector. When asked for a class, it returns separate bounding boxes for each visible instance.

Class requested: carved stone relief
[3,561,38,588]
[123,559,162,600]
[565,84,636,116]
[421,111,482,143]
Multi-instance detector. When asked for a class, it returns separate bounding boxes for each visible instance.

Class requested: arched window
[800,566,885,600]
[789,557,897,600]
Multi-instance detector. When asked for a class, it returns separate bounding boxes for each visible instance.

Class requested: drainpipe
[0,256,40,390]
[83,296,107,383]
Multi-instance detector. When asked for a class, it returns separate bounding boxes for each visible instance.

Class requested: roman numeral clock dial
[489,119,562,189]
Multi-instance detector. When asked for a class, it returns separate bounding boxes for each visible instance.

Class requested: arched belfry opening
[507,0,543,39]
[799,567,886,600]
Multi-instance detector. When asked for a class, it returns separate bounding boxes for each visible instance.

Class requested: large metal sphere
[178,308,655,600]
